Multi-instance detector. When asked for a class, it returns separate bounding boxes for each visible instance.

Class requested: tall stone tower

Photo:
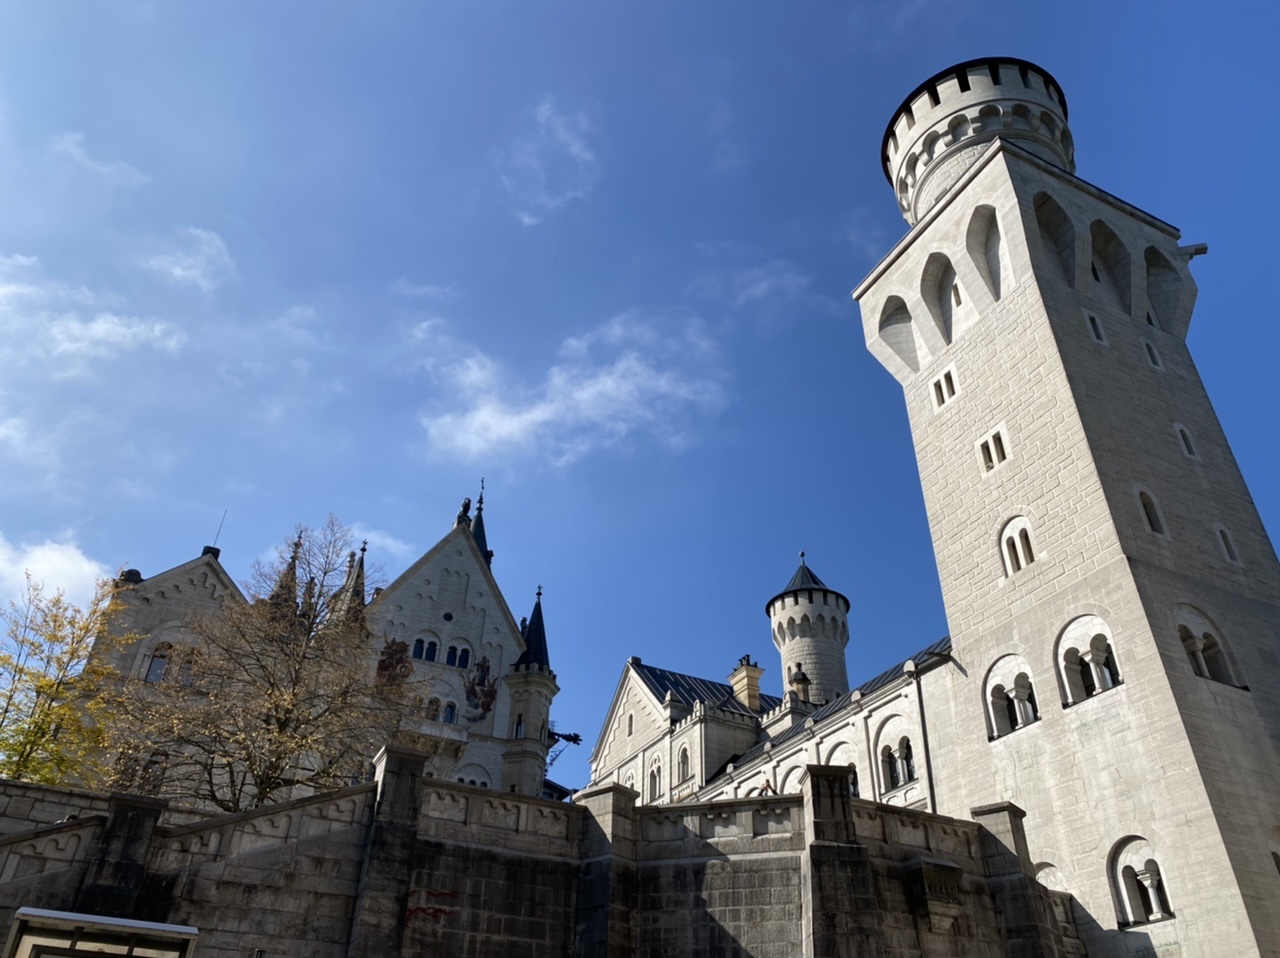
[766,554,850,706]
[854,58,1280,956]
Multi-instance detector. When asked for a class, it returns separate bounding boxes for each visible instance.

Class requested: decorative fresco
[376,639,413,685]
[463,655,497,722]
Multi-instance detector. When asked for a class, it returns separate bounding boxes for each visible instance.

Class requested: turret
[882,57,1073,225]
[765,553,850,706]
[502,587,559,796]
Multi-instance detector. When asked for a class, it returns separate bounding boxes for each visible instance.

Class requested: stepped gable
[631,662,783,717]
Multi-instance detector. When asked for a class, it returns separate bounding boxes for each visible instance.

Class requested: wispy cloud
[707,96,748,174]
[139,228,236,292]
[407,312,727,465]
[48,312,185,359]
[350,524,415,562]
[496,97,600,226]
[50,131,148,187]
[0,532,109,610]
[732,260,812,306]
[839,207,893,263]
[391,277,459,301]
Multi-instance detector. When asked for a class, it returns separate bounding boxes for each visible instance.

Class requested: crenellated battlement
[882,58,1073,225]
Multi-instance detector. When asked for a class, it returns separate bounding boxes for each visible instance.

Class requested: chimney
[201,545,221,560]
[729,655,764,711]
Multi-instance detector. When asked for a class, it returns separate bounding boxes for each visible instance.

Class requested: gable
[589,664,669,774]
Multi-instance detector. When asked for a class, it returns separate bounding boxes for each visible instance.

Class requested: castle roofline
[879,56,1067,184]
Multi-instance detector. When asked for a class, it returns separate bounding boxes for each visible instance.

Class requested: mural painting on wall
[464,655,497,722]
[376,639,413,685]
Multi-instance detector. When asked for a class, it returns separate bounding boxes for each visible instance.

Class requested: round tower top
[882,58,1074,225]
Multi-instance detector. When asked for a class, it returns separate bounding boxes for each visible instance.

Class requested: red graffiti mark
[406,905,453,924]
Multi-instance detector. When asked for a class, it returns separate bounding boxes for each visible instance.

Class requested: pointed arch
[1144,246,1182,331]
[1090,219,1132,313]
[1034,192,1075,287]
[921,251,958,344]
[878,296,919,372]
[966,204,1004,301]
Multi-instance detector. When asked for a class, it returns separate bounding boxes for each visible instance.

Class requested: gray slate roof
[713,634,953,772]
[631,663,784,717]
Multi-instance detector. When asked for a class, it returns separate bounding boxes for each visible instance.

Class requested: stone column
[573,782,638,958]
[75,793,168,918]
[345,744,429,958]
[970,802,1062,958]
[1080,648,1110,691]
[1136,869,1169,920]
[800,765,886,958]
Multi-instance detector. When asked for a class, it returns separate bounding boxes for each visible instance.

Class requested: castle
[0,57,1276,958]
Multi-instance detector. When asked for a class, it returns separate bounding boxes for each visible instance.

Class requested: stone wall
[0,760,1069,957]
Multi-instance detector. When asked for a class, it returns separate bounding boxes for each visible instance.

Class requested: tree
[101,516,432,812]
[0,575,120,785]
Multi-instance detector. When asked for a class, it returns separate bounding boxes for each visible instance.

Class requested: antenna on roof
[212,509,228,547]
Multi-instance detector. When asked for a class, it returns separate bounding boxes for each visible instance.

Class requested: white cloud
[0,532,109,611]
[409,312,727,465]
[839,207,892,263]
[139,228,236,292]
[733,260,812,306]
[50,131,148,187]
[496,97,600,226]
[350,524,415,562]
[707,96,748,174]
[49,312,185,358]
[391,277,459,301]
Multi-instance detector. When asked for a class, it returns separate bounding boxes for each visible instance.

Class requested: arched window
[425,698,441,721]
[849,766,860,799]
[678,747,690,782]
[443,702,456,723]
[1177,608,1237,685]
[900,738,916,783]
[627,714,633,736]
[1056,616,1121,706]
[513,714,524,738]
[1138,490,1166,536]
[881,746,900,790]
[985,654,1041,735]
[1000,517,1036,577]
[145,643,173,684]
[1110,838,1172,926]
[446,646,458,667]
[648,766,661,803]
[458,648,471,670]
[411,638,425,660]
[424,641,437,662]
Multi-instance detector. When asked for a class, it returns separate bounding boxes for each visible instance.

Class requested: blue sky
[1,2,1276,789]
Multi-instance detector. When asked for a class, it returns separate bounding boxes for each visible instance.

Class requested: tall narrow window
[1139,491,1165,535]
[1019,529,1034,564]
[145,644,172,684]
[458,648,471,669]
[412,638,424,660]
[679,747,690,782]
[882,746,900,790]
[850,766,860,798]
[425,641,437,662]
[1144,341,1163,369]
[1006,538,1022,572]
[443,702,456,723]
[1086,313,1106,344]
[1217,527,1240,564]
[900,739,916,782]
[944,371,955,396]
[627,714,633,736]
[446,646,458,666]
[931,366,959,410]
[1000,517,1036,576]
[1175,425,1197,458]
[514,714,524,738]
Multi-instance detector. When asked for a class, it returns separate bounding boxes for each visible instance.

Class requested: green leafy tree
[101,516,433,812]
[0,575,120,785]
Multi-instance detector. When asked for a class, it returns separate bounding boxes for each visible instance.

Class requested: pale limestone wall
[767,589,850,706]
[693,675,930,810]
[98,553,239,680]
[857,138,1280,957]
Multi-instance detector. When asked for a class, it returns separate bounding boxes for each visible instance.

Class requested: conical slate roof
[516,589,551,669]
[471,493,493,567]
[766,551,847,613]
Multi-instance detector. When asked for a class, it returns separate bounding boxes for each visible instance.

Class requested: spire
[471,478,493,567]
[329,540,368,628]
[783,550,827,591]
[515,585,551,669]
[268,533,303,612]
